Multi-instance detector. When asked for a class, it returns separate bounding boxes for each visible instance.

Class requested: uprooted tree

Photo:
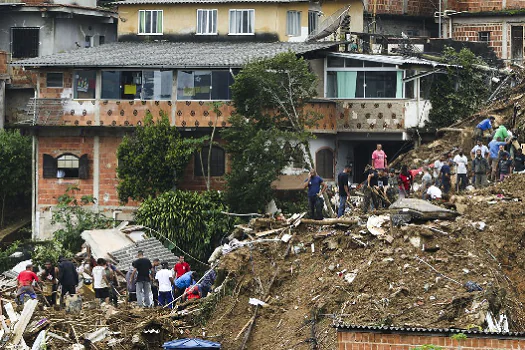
[117,111,206,203]
[428,47,492,128]
[223,51,322,213]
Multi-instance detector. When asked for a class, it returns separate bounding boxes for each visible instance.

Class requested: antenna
[306,6,351,42]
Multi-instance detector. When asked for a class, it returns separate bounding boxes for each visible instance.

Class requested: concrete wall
[0,79,5,129]
[5,88,33,124]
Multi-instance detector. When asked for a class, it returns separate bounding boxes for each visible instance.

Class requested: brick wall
[338,330,525,349]
[367,0,438,17]
[452,0,525,12]
[0,51,7,75]
[452,23,505,57]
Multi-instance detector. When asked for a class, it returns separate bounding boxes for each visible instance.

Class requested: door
[511,26,523,64]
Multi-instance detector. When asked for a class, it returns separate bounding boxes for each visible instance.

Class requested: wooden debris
[9,299,38,347]
[300,218,359,226]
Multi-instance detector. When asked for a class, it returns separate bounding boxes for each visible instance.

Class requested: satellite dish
[307,6,351,42]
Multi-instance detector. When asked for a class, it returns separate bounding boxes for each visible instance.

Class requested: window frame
[308,10,319,35]
[228,9,255,35]
[46,72,64,88]
[315,148,334,179]
[100,69,173,101]
[194,145,226,177]
[73,70,97,100]
[286,10,302,37]
[138,9,164,35]
[43,153,89,179]
[176,70,235,101]
[478,31,491,43]
[11,27,39,59]
[196,9,218,35]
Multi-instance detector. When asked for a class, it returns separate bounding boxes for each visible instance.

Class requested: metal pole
[438,0,442,38]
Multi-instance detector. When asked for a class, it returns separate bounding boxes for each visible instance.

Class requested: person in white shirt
[453,151,469,192]
[155,262,175,308]
[470,139,490,160]
[92,258,111,304]
[423,183,442,200]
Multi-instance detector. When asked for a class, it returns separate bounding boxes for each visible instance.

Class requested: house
[441,0,525,64]
[0,0,117,127]
[10,0,451,239]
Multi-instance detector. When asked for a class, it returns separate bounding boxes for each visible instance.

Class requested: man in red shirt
[174,256,190,278]
[16,264,40,302]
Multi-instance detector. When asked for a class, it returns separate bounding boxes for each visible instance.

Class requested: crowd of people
[15,253,217,310]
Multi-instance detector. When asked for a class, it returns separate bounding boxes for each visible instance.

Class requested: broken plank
[10,299,38,346]
[300,218,359,226]
[255,228,286,238]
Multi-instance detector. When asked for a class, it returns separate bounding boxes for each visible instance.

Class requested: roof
[110,237,179,271]
[334,324,525,338]
[163,338,221,349]
[81,228,137,260]
[12,41,339,69]
[330,52,454,68]
[115,0,306,4]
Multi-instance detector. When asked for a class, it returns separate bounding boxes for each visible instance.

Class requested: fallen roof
[334,324,525,338]
[162,338,221,349]
[116,0,306,3]
[110,237,179,271]
[329,52,454,68]
[12,41,339,69]
[81,228,138,260]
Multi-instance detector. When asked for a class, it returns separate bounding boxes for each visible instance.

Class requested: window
[46,73,63,88]
[197,9,218,35]
[139,10,163,35]
[308,11,319,34]
[194,146,225,176]
[229,9,254,34]
[11,27,39,58]
[74,70,96,99]
[177,70,235,100]
[101,70,172,100]
[43,154,88,179]
[99,35,105,45]
[85,35,92,48]
[478,31,490,43]
[287,11,301,36]
[316,148,334,179]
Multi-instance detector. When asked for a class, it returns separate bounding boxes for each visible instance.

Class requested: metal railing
[20,98,69,126]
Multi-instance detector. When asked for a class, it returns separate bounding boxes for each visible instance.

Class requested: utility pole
[438,0,442,38]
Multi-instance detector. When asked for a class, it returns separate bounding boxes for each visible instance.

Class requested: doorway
[511,26,523,64]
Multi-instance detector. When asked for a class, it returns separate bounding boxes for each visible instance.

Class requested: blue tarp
[163,338,221,349]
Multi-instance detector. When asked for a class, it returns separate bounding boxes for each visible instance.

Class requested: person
[423,182,442,200]
[498,151,513,181]
[174,271,197,299]
[371,144,387,170]
[151,258,160,306]
[303,169,327,220]
[130,250,153,308]
[58,257,79,306]
[493,124,509,142]
[41,261,58,306]
[125,267,137,303]
[488,137,510,181]
[199,268,217,298]
[183,285,201,302]
[155,262,174,308]
[453,150,469,192]
[513,148,525,174]
[174,256,191,279]
[471,139,490,160]
[92,258,111,304]
[107,262,124,307]
[398,165,413,198]
[440,160,452,194]
[474,116,495,140]
[421,167,432,188]
[337,165,351,217]
[16,264,39,304]
[386,168,398,203]
[472,149,490,189]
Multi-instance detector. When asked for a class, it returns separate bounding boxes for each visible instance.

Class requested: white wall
[404,99,432,128]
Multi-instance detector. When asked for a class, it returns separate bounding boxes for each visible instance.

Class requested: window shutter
[78,154,89,179]
[43,154,57,178]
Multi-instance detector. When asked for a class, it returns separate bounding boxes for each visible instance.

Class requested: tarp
[163,338,221,349]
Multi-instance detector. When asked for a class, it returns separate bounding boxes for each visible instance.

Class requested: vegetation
[412,346,443,350]
[0,129,31,228]
[223,51,320,213]
[51,186,111,253]
[135,190,235,265]
[0,241,21,272]
[428,47,491,128]
[117,112,206,203]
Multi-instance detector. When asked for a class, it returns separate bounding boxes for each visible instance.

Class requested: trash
[163,338,221,349]
[463,269,470,274]
[249,298,270,308]
[485,312,509,332]
[464,281,483,292]
[293,243,305,254]
[84,327,109,343]
[472,221,486,231]
[366,215,390,236]
[31,330,46,350]
[409,236,421,248]
[344,272,358,284]
[281,233,293,243]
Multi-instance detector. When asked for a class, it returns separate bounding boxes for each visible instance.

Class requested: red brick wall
[452,0,525,12]
[0,51,7,75]
[452,23,505,57]
[338,330,525,350]
[367,0,438,17]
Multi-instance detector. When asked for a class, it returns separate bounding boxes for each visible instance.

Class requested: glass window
[478,31,490,42]
[74,71,96,99]
[139,10,163,34]
[101,71,121,99]
[308,11,319,34]
[364,71,398,98]
[177,70,234,100]
[102,70,172,100]
[345,58,363,67]
[229,9,254,34]
[46,73,63,88]
[327,56,344,67]
[197,9,218,34]
[326,71,402,98]
[286,11,301,36]
[142,71,173,100]
[57,154,79,178]
[194,146,226,176]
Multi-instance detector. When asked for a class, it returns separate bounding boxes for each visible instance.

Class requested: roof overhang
[328,52,456,69]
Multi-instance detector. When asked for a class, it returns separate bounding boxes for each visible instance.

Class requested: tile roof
[12,41,339,69]
[334,324,525,338]
[109,237,179,271]
[114,0,307,4]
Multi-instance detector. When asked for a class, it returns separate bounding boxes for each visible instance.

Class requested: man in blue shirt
[440,161,451,194]
[174,271,196,299]
[303,169,327,220]
[488,137,510,181]
[475,116,495,140]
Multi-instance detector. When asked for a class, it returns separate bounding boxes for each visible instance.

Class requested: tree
[222,51,321,213]
[135,190,234,264]
[117,111,205,203]
[0,129,31,228]
[428,47,491,128]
